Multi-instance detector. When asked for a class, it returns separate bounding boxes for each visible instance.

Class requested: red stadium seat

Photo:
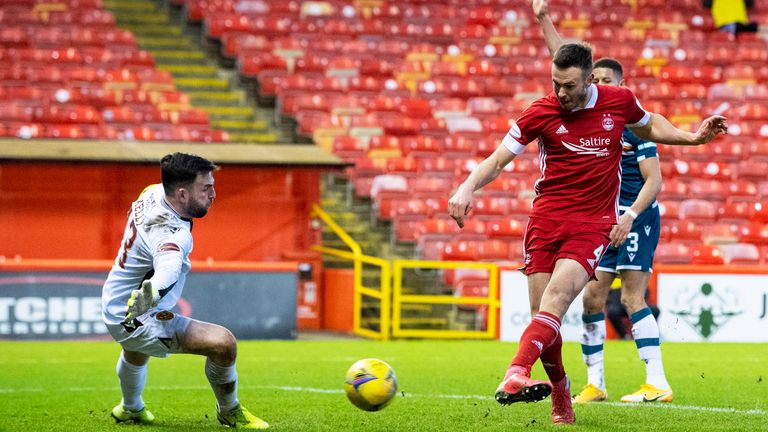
[687,180,726,201]
[395,217,426,243]
[442,135,475,158]
[477,239,511,261]
[34,104,101,124]
[658,201,680,221]
[720,243,760,265]
[717,201,756,222]
[702,222,741,244]
[416,157,458,177]
[409,177,451,196]
[486,219,525,239]
[663,220,703,243]
[654,243,692,264]
[400,136,441,157]
[659,178,688,200]
[679,199,717,222]
[690,245,725,265]
[752,203,768,224]
[472,196,509,217]
[442,240,478,261]
[737,223,768,245]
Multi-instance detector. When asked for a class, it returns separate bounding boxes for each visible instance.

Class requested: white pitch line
[1,385,765,416]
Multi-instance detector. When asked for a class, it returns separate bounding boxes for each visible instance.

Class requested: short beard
[187,202,209,218]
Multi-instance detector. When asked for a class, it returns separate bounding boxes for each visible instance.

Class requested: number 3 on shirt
[117,220,138,269]
[625,232,639,253]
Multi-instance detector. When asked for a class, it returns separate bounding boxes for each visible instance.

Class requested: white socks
[205,358,239,412]
[580,312,607,391]
[116,351,148,412]
[630,307,670,390]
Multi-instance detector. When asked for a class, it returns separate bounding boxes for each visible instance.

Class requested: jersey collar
[571,84,598,112]
[161,196,192,224]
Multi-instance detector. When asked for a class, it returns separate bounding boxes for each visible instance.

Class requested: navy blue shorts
[596,205,660,273]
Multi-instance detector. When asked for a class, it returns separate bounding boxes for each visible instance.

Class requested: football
[344,358,398,411]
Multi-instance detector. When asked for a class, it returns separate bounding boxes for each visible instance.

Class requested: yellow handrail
[311,204,391,340]
[311,204,499,340]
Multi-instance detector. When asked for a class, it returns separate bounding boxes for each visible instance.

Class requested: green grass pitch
[0,339,765,431]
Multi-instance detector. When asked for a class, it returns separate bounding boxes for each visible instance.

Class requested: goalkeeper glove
[122,280,160,328]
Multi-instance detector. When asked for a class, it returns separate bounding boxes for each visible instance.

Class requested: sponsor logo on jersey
[510,122,522,139]
[602,114,615,131]
[556,124,569,134]
[644,225,652,236]
[561,139,610,156]
[157,243,181,253]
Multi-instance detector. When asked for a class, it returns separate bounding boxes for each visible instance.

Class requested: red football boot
[551,375,575,424]
[495,365,552,405]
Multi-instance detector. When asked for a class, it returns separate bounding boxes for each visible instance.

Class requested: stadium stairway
[322,176,470,332]
[104,0,286,143]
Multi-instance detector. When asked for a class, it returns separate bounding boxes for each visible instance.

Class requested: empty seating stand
[168,0,768,263]
[0,0,228,142]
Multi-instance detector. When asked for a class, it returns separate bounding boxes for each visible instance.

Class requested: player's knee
[620,293,646,315]
[582,290,605,314]
[542,287,574,317]
[211,327,238,365]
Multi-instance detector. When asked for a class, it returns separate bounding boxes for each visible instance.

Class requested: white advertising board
[499,270,585,342]
[657,273,768,342]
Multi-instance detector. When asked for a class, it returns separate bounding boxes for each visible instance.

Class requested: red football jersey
[501,84,650,224]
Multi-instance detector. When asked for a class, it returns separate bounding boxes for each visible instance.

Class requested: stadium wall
[0,260,298,340]
[0,161,322,262]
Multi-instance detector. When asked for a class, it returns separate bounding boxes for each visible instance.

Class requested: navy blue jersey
[619,128,658,208]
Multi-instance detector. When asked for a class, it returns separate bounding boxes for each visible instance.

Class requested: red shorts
[522,217,612,278]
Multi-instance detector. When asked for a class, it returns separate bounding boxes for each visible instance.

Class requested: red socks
[511,312,562,377]
[540,331,565,383]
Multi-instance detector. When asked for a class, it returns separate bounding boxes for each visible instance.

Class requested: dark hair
[161,152,218,196]
[593,57,624,80]
[553,43,593,76]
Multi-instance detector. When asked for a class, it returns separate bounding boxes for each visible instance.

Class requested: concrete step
[227,132,279,143]
[211,119,270,131]
[175,77,231,91]
[104,0,155,11]
[136,36,195,50]
[120,24,182,36]
[150,50,207,62]
[115,12,170,24]
[199,106,256,121]
[187,91,246,106]
[157,64,220,76]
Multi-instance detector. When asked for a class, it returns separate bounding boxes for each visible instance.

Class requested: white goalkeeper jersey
[102,184,193,325]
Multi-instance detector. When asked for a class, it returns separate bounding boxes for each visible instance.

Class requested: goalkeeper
[101,152,268,429]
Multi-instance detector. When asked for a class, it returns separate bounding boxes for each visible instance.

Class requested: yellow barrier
[392,260,499,339]
[311,205,391,340]
[311,205,499,340]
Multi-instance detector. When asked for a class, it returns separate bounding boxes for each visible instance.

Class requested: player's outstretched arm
[449,146,516,228]
[533,0,564,56]
[609,156,662,247]
[629,114,728,146]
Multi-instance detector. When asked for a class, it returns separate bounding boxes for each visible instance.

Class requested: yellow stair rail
[392,260,498,339]
[311,204,391,340]
[311,204,501,340]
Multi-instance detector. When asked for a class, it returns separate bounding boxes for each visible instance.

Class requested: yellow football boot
[111,404,155,424]
[217,404,269,429]
[620,384,673,403]
[572,383,608,403]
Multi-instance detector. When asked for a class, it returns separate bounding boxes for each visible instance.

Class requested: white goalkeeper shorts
[105,309,192,358]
